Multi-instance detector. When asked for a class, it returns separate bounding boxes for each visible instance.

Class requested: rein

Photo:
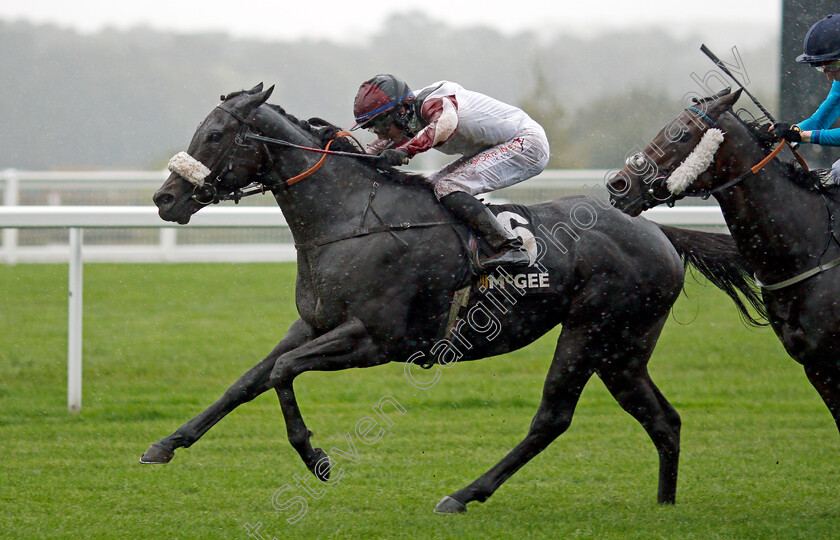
[245,129,454,251]
[703,136,811,197]
[243,131,376,188]
[704,138,791,197]
[244,133,379,161]
[674,107,811,199]
[279,131,358,187]
[178,105,381,204]
[176,102,452,249]
[676,109,840,291]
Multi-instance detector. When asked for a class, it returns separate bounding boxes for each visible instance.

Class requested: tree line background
[0,13,780,171]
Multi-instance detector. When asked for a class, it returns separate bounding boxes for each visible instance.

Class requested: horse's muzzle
[153,175,200,224]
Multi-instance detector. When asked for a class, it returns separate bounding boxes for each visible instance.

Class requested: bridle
[186,103,275,205]
[184,103,371,205]
[632,106,809,210]
[630,105,840,291]
[624,107,718,210]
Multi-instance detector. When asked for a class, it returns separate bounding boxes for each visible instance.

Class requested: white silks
[168,151,211,187]
[666,128,724,194]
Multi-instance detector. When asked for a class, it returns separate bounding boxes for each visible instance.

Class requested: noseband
[629,107,724,210]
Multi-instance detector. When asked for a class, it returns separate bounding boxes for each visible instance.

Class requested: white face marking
[625,152,646,169]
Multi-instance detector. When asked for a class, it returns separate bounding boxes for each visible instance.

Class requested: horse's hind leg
[434,324,597,513]
[598,339,681,504]
[140,318,315,464]
[803,361,840,436]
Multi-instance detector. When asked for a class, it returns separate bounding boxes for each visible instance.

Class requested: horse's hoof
[434,496,467,514]
[139,444,175,464]
[308,447,330,481]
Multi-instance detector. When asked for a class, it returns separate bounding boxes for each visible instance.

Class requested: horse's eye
[207,131,223,143]
[678,131,693,143]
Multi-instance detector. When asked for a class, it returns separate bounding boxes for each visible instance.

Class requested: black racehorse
[608,88,840,437]
[146,84,764,512]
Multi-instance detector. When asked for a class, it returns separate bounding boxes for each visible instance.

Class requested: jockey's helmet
[351,74,414,131]
[797,14,840,64]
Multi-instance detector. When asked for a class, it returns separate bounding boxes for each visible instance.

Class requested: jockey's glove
[756,123,777,145]
[772,123,802,143]
[376,149,410,167]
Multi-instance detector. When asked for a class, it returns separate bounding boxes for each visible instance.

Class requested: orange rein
[284,131,363,186]
[750,139,810,175]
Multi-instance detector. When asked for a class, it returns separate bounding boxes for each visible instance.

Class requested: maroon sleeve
[396,95,458,157]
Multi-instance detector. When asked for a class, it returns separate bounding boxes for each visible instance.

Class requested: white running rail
[0,203,726,413]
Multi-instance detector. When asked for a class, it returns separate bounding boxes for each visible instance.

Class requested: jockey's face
[381,122,406,143]
[368,106,409,143]
[814,59,840,82]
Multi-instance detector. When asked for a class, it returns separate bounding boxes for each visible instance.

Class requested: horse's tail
[656,224,768,326]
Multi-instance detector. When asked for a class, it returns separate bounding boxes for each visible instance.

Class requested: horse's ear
[720,88,742,108]
[234,84,274,115]
[711,87,731,99]
[261,85,274,102]
[248,82,264,94]
[708,88,742,117]
[249,85,274,107]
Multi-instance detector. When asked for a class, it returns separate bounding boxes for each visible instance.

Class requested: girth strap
[294,221,451,250]
[756,255,840,291]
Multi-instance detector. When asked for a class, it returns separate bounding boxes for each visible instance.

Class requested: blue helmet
[796,14,840,64]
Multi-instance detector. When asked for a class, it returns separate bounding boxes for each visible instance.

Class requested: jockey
[773,14,840,183]
[351,74,550,268]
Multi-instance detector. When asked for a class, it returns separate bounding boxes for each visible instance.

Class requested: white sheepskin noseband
[666,128,725,194]
[168,151,211,187]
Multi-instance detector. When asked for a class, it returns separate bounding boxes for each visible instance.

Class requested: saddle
[438,203,556,343]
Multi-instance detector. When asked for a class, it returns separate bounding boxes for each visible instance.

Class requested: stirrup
[479,245,530,269]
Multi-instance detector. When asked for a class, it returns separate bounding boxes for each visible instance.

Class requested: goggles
[370,114,395,135]
[813,59,840,73]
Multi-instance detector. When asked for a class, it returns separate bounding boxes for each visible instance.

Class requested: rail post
[67,227,83,413]
[2,169,20,265]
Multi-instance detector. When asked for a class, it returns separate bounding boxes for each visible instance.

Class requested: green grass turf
[0,263,838,539]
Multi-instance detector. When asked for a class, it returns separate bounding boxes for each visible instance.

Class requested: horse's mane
[727,109,818,191]
[263,103,430,188]
[687,94,815,189]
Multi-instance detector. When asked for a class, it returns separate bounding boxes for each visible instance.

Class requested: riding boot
[439,191,530,268]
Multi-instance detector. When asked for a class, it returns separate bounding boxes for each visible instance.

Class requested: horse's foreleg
[140,318,315,464]
[435,324,596,513]
[270,317,386,479]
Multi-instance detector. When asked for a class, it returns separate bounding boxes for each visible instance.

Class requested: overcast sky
[0,0,781,43]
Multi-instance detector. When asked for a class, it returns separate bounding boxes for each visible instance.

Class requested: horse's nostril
[153,192,174,208]
[607,176,628,196]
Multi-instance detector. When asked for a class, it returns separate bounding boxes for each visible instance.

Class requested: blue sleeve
[798,80,840,146]
[811,128,840,146]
